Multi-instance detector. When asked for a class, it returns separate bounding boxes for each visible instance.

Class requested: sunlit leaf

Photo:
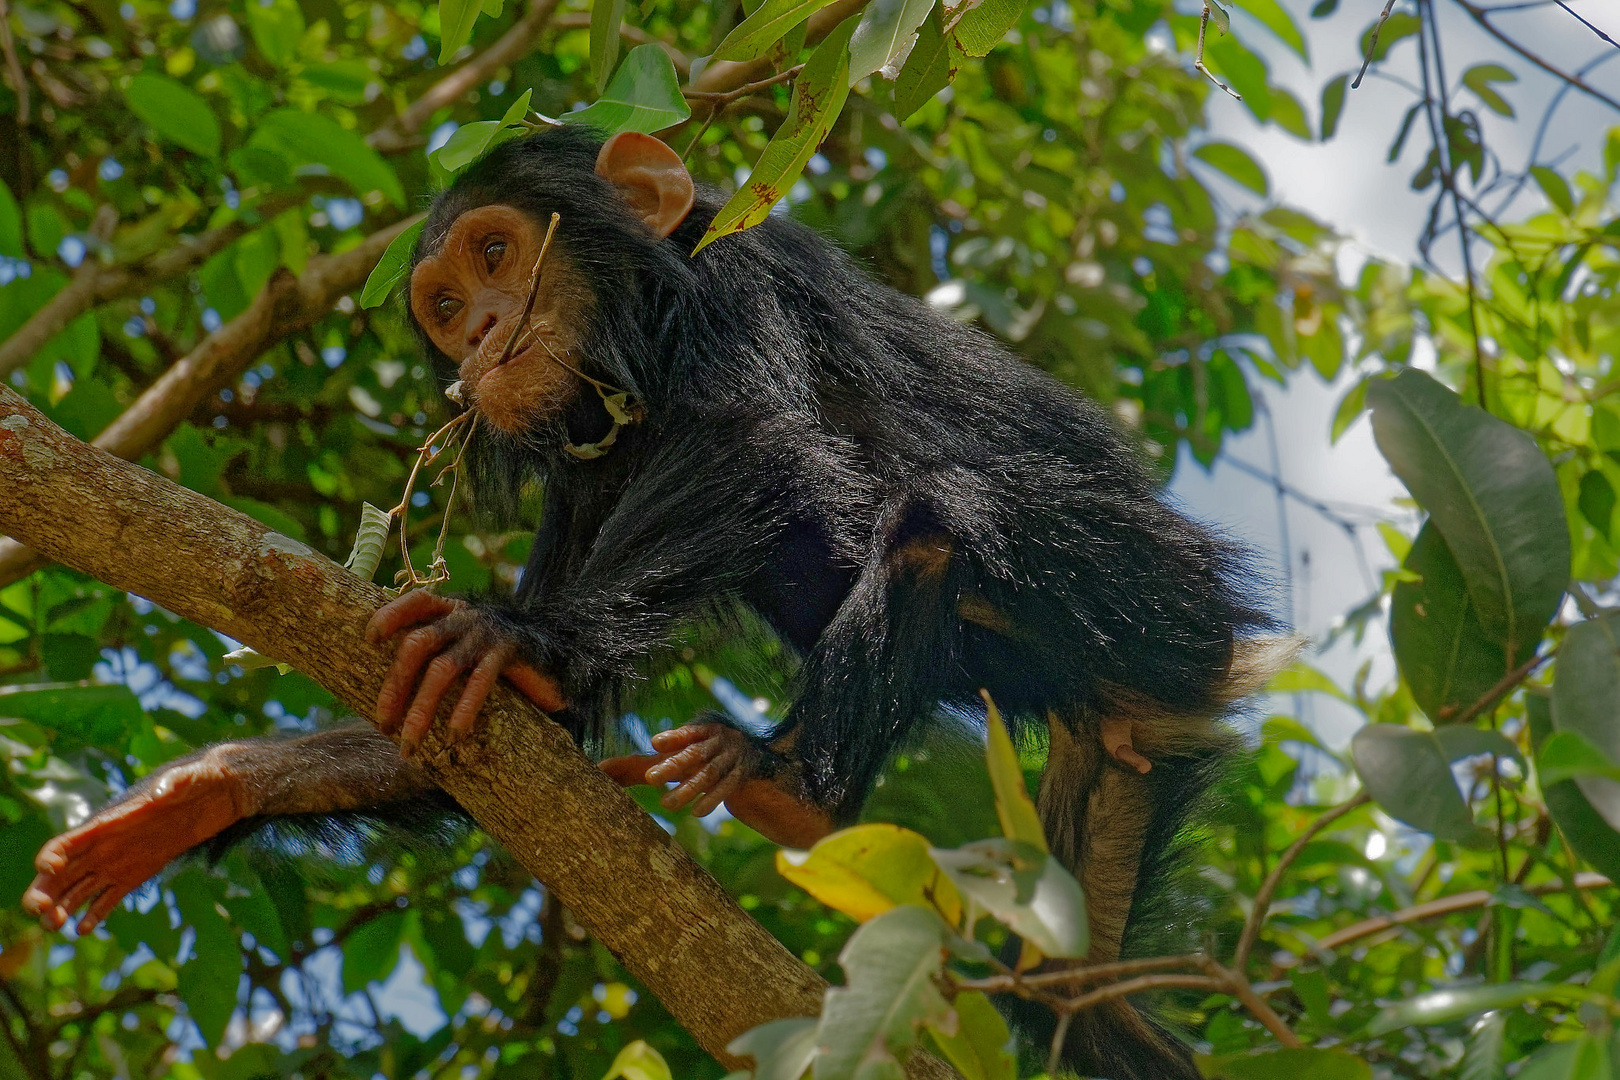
[1461,62,1517,118]
[1362,10,1420,65]
[930,839,1088,958]
[1368,370,1570,659]
[849,0,937,83]
[438,0,483,64]
[602,1041,672,1080]
[695,18,856,253]
[0,683,143,745]
[776,823,963,923]
[1232,0,1306,60]
[894,10,964,120]
[715,0,845,62]
[949,0,1020,57]
[729,1018,819,1080]
[814,905,953,1080]
[1369,982,1588,1035]
[126,73,221,158]
[249,109,406,207]
[245,0,305,67]
[360,220,425,310]
[590,0,629,91]
[925,991,1015,1080]
[568,44,692,135]
[981,692,1045,850]
[1530,166,1575,215]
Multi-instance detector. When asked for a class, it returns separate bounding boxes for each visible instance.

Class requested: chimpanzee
[24,126,1289,1078]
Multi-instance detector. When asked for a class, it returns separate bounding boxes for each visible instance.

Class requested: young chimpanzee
[25,126,1289,1078]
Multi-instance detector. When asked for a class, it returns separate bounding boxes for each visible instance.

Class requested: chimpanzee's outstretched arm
[370,414,868,753]
[24,724,435,933]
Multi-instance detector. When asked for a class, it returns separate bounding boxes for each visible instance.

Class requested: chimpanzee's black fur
[411,125,1274,1078]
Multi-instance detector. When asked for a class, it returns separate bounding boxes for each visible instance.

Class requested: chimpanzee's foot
[22,754,250,934]
[598,722,835,848]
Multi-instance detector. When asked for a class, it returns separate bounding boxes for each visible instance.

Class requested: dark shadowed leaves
[894,11,964,120]
[1350,725,1484,842]
[249,109,405,207]
[1197,1046,1371,1080]
[1369,370,1569,659]
[1527,692,1620,883]
[1551,615,1620,831]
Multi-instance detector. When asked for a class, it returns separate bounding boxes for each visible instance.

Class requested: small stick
[1195,2,1242,101]
[1353,0,1401,89]
[498,211,561,367]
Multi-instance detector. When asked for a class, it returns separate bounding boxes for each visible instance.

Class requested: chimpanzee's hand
[366,591,565,756]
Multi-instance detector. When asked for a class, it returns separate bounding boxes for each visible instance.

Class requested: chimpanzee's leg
[24,724,433,933]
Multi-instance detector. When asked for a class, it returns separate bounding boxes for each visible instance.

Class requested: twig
[1195,2,1242,101]
[1047,1011,1073,1075]
[550,13,692,77]
[1450,0,1620,113]
[1308,872,1611,952]
[1446,649,1552,726]
[1353,0,1401,89]
[1199,956,1303,1047]
[1555,1,1618,49]
[389,411,474,590]
[368,0,563,152]
[1058,973,1221,1014]
[0,0,28,126]
[498,213,560,366]
[1234,792,1371,972]
[684,64,805,108]
[958,953,1208,993]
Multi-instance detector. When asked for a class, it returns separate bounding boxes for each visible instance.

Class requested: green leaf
[0,683,143,745]
[1461,62,1517,118]
[1350,725,1482,842]
[949,0,1021,58]
[601,1041,672,1080]
[245,0,305,67]
[126,73,222,158]
[171,869,241,1048]
[1362,10,1420,65]
[982,693,1046,850]
[1459,1010,1508,1080]
[776,823,963,923]
[1197,1047,1371,1080]
[695,18,855,253]
[591,0,629,92]
[1527,692,1620,882]
[893,10,964,121]
[341,908,406,994]
[1206,37,1270,120]
[715,0,844,62]
[1530,166,1575,215]
[925,991,1014,1080]
[1516,1036,1613,1080]
[360,219,424,309]
[431,90,533,175]
[0,179,21,258]
[567,44,692,136]
[1434,727,1522,770]
[1267,86,1311,139]
[1206,0,1231,35]
[1538,731,1620,788]
[1193,142,1269,196]
[1310,0,1337,15]
[930,839,1088,958]
[248,108,405,207]
[1232,0,1306,60]
[1551,615,1620,831]
[1390,523,1510,724]
[1367,370,1570,659]
[849,0,937,83]
[814,905,954,1080]
[1320,73,1348,140]
[438,0,483,64]
[728,1018,819,1080]
[1367,981,1584,1035]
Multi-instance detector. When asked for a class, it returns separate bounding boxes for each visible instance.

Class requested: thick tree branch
[0,387,829,1069]
[0,215,422,588]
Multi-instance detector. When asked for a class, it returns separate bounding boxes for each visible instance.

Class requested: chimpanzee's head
[406,127,697,435]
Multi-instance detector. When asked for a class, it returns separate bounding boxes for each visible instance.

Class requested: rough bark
[0,387,959,1077]
[0,386,827,1067]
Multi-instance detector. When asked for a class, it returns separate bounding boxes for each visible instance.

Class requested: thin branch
[367,0,564,153]
[1195,2,1242,100]
[1353,0,1401,89]
[1309,872,1611,952]
[1450,0,1620,113]
[1234,792,1372,972]
[1446,648,1552,726]
[549,13,692,77]
[0,0,28,126]
[956,954,1206,994]
[1058,973,1222,1015]
[1555,1,1619,49]
[1202,958,1304,1047]
[684,64,805,108]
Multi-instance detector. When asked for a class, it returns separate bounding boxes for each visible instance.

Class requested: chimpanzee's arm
[369,414,864,754]
[24,724,437,933]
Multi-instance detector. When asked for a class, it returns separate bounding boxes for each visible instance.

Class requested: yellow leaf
[776,822,962,923]
[980,691,1046,852]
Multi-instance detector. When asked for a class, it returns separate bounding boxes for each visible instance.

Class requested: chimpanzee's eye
[484,239,507,273]
[436,295,464,322]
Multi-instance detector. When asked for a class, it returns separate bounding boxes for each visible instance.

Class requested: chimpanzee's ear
[594,132,695,238]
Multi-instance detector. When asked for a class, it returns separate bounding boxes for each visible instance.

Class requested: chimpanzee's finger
[54,873,104,925]
[376,622,455,730]
[80,886,126,935]
[503,662,566,712]
[643,732,727,785]
[399,651,468,754]
[689,768,745,818]
[598,754,663,786]
[449,649,509,737]
[366,590,460,644]
[660,746,740,811]
[648,722,721,755]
